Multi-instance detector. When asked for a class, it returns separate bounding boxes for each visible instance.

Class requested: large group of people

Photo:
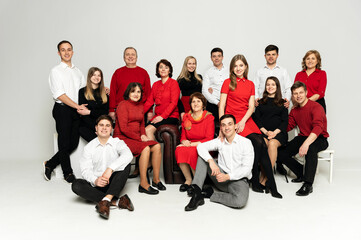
[44,40,329,219]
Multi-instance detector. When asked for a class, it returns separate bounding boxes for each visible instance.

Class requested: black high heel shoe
[265,181,283,199]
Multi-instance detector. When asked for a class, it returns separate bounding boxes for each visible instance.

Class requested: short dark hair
[189,92,207,111]
[220,114,236,124]
[57,40,73,51]
[291,81,307,93]
[211,47,223,56]
[265,45,279,54]
[123,82,143,102]
[96,115,113,126]
[156,59,173,78]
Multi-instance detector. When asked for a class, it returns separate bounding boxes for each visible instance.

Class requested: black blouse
[78,87,109,129]
[178,72,202,113]
[253,97,288,133]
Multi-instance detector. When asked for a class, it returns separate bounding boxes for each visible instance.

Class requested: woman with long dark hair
[253,76,288,186]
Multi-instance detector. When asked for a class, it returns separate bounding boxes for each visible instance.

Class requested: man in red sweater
[278,81,329,196]
[108,47,151,120]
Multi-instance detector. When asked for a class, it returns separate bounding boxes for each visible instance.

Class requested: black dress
[78,87,109,142]
[253,97,288,145]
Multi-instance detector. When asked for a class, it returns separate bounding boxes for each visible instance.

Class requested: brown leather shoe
[118,194,134,211]
[96,200,110,219]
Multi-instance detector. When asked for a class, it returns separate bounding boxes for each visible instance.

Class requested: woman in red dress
[219,54,282,198]
[294,50,327,113]
[175,92,214,192]
[113,82,163,195]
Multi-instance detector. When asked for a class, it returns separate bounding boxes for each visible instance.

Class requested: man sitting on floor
[278,81,329,196]
[185,114,254,211]
[72,115,134,219]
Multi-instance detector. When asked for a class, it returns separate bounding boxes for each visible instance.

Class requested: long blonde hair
[229,54,249,91]
[177,56,202,83]
[85,67,107,103]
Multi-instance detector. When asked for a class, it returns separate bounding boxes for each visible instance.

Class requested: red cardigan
[109,66,151,112]
[180,111,215,143]
[143,78,180,119]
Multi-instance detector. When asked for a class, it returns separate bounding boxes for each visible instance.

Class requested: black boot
[265,181,283,199]
[185,184,204,211]
[201,186,214,198]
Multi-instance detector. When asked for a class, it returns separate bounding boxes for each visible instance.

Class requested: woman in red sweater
[175,92,214,192]
[143,59,180,140]
[113,83,163,195]
[294,50,327,113]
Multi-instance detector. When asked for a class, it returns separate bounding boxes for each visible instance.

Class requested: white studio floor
[0,158,360,240]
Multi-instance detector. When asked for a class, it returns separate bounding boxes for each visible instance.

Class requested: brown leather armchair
[155,124,184,184]
[155,120,220,184]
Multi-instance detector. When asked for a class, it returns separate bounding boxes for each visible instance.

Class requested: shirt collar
[264,64,280,70]
[60,61,75,69]
[212,64,225,71]
[224,134,241,145]
[95,136,115,147]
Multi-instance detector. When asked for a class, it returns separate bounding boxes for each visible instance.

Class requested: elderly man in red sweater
[278,81,329,196]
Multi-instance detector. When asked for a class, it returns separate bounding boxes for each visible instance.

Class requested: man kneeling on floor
[72,115,134,219]
[185,114,254,211]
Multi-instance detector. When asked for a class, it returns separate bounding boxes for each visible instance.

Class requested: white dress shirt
[202,65,228,105]
[49,62,85,104]
[80,137,133,186]
[254,65,292,100]
[197,134,254,181]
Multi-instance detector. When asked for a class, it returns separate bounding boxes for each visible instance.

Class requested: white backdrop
[0,0,360,161]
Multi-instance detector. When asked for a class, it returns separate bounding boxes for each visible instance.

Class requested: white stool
[292,129,335,183]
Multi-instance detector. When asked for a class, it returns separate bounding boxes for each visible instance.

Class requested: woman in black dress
[78,67,109,142]
[253,76,288,186]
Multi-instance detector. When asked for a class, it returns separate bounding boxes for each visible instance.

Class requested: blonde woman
[78,67,109,142]
[177,56,202,116]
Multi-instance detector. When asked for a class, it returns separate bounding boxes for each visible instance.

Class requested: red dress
[113,100,158,156]
[221,78,261,137]
[175,111,214,170]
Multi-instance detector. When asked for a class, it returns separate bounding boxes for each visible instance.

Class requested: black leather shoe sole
[138,185,159,195]
[43,161,52,181]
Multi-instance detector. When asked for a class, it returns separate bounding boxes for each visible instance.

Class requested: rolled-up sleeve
[109,140,133,171]
[49,69,65,100]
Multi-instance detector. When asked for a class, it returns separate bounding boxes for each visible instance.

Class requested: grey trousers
[192,156,249,208]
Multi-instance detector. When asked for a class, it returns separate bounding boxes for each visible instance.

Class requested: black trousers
[79,126,97,142]
[72,164,131,203]
[47,103,80,176]
[278,136,328,184]
[316,98,326,114]
[206,102,219,122]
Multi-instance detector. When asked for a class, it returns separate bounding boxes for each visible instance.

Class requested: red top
[143,78,180,120]
[221,78,261,136]
[287,100,329,138]
[113,100,146,141]
[294,69,327,99]
[109,66,151,112]
[180,111,215,143]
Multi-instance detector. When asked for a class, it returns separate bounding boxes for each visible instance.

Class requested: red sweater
[143,78,180,119]
[113,100,145,141]
[294,69,327,99]
[109,66,151,112]
[287,100,329,138]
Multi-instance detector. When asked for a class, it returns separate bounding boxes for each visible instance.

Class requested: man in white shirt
[72,115,134,219]
[185,114,254,211]
[44,40,87,183]
[254,45,292,108]
[202,48,228,122]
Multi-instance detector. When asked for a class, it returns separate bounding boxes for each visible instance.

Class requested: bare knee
[151,143,161,152]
